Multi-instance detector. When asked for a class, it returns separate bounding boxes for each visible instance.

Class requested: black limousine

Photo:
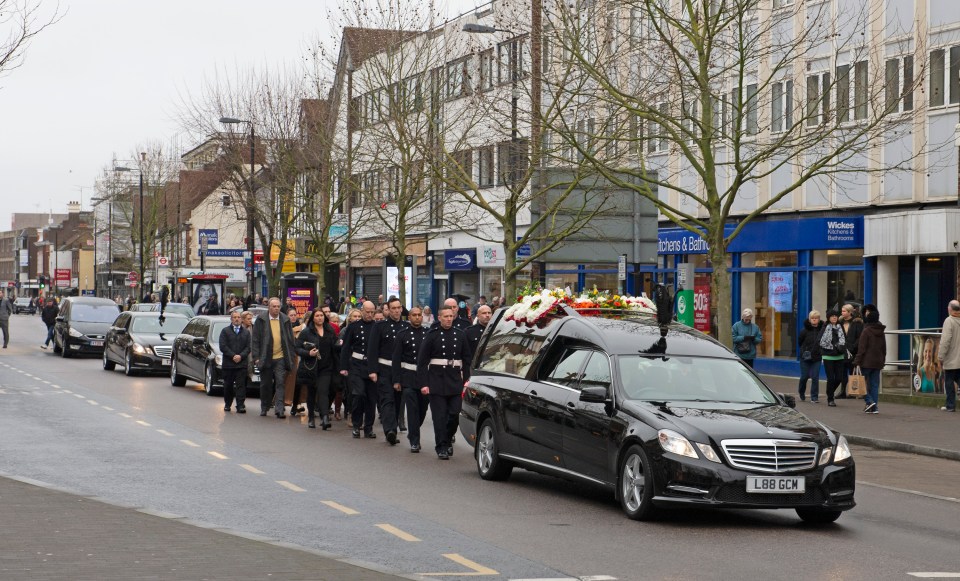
[459,304,855,523]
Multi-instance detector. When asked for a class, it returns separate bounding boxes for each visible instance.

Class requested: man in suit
[251,297,296,418]
[219,310,251,413]
[0,290,13,348]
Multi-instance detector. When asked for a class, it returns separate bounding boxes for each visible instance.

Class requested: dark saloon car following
[129,302,196,318]
[102,312,190,376]
[53,297,122,357]
[460,306,855,524]
[13,297,36,315]
[169,315,259,397]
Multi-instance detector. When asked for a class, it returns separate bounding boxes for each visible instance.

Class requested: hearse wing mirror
[779,393,797,408]
[580,386,609,404]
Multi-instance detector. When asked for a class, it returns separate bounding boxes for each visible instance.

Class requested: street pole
[248,122,256,298]
[139,167,144,299]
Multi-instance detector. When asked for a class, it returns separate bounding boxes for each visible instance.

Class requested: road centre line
[860,481,960,504]
[135,420,151,427]
[321,500,358,515]
[118,413,132,418]
[101,406,114,411]
[908,574,960,578]
[276,480,305,492]
[419,553,499,576]
[156,429,174,436]
[207,451,229,460]
[180,439,200,447]
[86,400,98,405]
[239,464,264,474]
[72,393,85,399]
[374,523,420,542]
[61,389,71,393]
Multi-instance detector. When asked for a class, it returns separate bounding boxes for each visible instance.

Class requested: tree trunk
[708,231,732,348]
[502,222,517,304]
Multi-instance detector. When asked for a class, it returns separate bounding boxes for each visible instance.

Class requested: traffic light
[39,275,46,289]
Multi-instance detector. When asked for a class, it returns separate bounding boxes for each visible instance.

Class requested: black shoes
[827,401,836,407]
[398,422,407,432]
[237,408,246,414]
[321,416,331,430]
[276,412,286,419]
[365,432,377,439]
[437,449,449,460]
[223,406,231,412]
[352,428,361,438]
[260,410,268,416]
[446,445,454,457]
[308,420,316,429]
[386,431,397,445]
[410,444,421,453]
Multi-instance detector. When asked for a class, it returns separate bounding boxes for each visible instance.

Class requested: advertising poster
[911,334,944,395]
[769,272,793,313]
[694,274,711,333]
[191,280,224,315]
[286,288,314,320]
[386,266,413,310]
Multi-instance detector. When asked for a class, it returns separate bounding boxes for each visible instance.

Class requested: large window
[812,249,864,313]
[771,80,793,133]
[885,56,914,113]
[806,71,831,126]
[929,45,960,107]
[740,251,797,360]
[583,263,618,294]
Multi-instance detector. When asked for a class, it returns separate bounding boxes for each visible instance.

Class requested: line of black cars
[459,306,856,524]
[52,296,258,396]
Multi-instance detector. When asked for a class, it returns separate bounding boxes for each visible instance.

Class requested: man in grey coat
[251,297,296,417]
[0,290,14,348]
[937,300,960,412]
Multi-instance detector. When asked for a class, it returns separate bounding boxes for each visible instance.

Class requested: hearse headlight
[833,436,852,463]
[132,343,150,355]
[818,447,833,466]
[68,327,84,338]
[215,353,223,366]
[658,429,698,459]
[695,442,722,463]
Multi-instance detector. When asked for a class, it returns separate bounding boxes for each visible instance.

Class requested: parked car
[13,297,36,315]
[169,315,259,396]
[53,297,122,358]
[102,312,190,376]
[460,307,856,524]
[129,302,196,318]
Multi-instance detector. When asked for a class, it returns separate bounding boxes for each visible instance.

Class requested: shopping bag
[847,368,867,397]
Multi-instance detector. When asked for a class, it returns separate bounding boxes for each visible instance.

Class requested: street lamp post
[115,152,147,300]
[219,116,257,298]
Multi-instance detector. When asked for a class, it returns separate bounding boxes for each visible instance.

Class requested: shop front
[654,216,868,376]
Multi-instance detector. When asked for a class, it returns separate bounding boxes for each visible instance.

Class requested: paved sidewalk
[0,473,407,581]
[762,374,960,461]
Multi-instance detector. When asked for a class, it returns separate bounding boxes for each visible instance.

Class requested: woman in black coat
[798,310,825,402]
[295,307,338,429]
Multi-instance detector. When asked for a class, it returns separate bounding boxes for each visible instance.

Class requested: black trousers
[429,393,462,452]
[402,385,429,446]
[376,367,399,436]
[260,361,288,415]
[307,373,332,420]
[824,358,846,402]
[348,362,377,433]
[222,366,246,409]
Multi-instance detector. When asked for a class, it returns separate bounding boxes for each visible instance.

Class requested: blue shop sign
[198,248,245,257]
[516,244,532,258]
[199,229,219,245]
[658,216,863,255]
[444,249,477,271]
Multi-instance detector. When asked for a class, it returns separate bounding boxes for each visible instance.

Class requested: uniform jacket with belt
[416,325,472,396]
[340,318,374,371]
[392,325,428,387]
[367,317,409,381]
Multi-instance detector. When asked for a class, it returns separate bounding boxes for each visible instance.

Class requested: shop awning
[864,209,960,256]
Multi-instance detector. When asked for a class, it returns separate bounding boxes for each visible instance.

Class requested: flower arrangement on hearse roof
[503,283,657,326]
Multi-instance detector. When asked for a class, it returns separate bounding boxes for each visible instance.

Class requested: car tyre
[170,355,187,387]
[52,335,62,354]
[102,348,116,371]
[795,508,843,525]
[475,418,512,481]
[60,334,72,358]
[204,363,219,396]
[618,444,658,521]
[124,348,137,376]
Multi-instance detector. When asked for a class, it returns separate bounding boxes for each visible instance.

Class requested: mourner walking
[417,305,472,460]
[392,306,429,452]
[465,304,492,355]
[432,297,470,331]
[252,297,297,418]
[219,310,251,413]
[340,301,378,438]
[295,307,338,429]
[366,297,408,445]
[0,290,14,348]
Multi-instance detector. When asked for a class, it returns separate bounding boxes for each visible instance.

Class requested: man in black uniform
[465,304,492,355]
[393,306,429,452]
[340,301,378,439]
[417,305,472,460]
[367,297,408,445]
[431,297,470,331]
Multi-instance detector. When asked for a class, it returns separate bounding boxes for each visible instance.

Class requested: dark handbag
[801,350,813,361]
[736,340,752,354]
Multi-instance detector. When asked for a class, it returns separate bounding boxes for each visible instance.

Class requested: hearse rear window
[477,316,557,377]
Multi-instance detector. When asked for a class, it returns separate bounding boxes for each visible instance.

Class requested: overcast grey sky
[0,0,479,230]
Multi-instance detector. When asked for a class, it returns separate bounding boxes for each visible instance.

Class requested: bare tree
[0,0,60,82]
[547,0,926,345]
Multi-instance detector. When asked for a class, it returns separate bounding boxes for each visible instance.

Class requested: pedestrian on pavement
[367,297,408,444]
[731,308,762,368]
[853,303,886,414]
[937,299,960,412]
[466,305,493,356]
[251,298,297,418]
[820,309,846,406]
[798,310,824,402]
[417,304,472,460]
[838,304,863,399]
[432,298,470,331]
[393,306,430,452]
[40,297,59,349]
[0,290,14,348]
[421,306,435,327]
[295,307,337,429]
[340,301,378,439]
[219,310,251,413]
[470,296,488,320]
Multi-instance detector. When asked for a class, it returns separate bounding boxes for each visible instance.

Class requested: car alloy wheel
[102,348,116,371]
[60,334,71,358]
[170,355,186,387]
[204,364,216,396]
[619,445,657,521]
[475,418,512,481]
[124,349,137,376]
